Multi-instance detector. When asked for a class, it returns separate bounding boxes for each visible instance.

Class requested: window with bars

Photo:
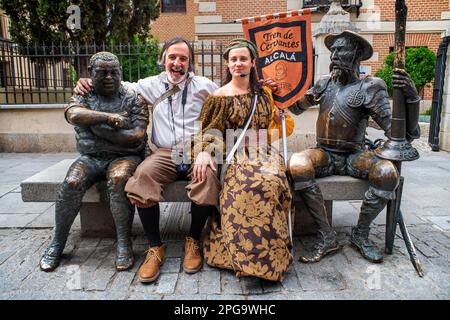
[303,0,362,7]
[161,0,186,13]
[303,0,363,16]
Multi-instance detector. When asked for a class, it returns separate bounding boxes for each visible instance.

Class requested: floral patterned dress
[195,87,294,282]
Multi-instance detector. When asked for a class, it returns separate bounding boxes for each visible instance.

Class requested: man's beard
[167,68,187,84]
[330,64,354,85]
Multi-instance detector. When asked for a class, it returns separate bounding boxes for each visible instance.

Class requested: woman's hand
[74,78,93,95]
[192,151,216,182]
[273,107,286,124]
[260,77,279,93]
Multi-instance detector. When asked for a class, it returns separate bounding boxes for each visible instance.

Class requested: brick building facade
[151,0,450,101]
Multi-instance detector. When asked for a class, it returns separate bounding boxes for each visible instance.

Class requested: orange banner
[242,12,313,109]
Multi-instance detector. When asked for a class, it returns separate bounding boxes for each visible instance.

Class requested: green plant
[375,47,436,96]
[421,108,432,116]
[111,35,163,82]
[71,66,78,87]
[0,0,161,45]
[0,1,161,78]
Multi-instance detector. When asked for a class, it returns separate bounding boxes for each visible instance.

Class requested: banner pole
[281,111,294,255]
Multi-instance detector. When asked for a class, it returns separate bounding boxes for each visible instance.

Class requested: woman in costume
[192,38,294,281]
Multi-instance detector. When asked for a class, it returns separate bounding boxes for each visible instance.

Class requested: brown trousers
[125,148,220,208]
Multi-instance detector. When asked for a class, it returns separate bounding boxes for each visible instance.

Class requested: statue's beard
[330,60,356,85]
[330,66,354,85]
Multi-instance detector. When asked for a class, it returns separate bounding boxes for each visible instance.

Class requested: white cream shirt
[125,72,218,148]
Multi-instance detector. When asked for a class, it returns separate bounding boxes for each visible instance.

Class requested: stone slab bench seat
[21,159,369,237]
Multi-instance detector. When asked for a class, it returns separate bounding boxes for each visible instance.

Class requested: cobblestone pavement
[0,141,449,300]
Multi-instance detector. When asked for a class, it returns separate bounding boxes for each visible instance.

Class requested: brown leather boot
[183,237,202,274]
[138,245,165,283]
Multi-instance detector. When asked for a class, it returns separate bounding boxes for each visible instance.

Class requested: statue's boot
[299,229,340,263]
[115,239,134,271]
[115,235,134,271]
[298,185,341,263]
[40,242,66,272]
[110,192,135,271]
[350,192,388,263]
[40,186,84,272]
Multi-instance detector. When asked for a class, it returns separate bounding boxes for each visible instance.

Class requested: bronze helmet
[324,30,374,61]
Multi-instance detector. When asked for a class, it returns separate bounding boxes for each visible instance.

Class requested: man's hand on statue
[108,113,128,129]
[260,77,279,93]
[393,68,419,101]
[192,151,216,182]
[74,78,93,95]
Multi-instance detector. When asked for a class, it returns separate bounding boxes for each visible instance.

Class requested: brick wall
[215,0,287,21]
[150,0,198,41]
[150,0,447,101]
[376,0,449,21]
[150,0,288,41]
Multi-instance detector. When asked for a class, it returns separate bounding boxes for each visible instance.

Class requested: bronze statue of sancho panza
[40,52,149,272]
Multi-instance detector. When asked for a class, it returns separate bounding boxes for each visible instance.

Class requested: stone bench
[21,159,369,237]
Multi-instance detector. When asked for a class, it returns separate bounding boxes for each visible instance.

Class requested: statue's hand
[393,68,420,102]
[108,113,129,129]
[74,78,93,95]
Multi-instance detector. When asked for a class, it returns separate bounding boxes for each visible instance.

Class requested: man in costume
[75,37,220,283]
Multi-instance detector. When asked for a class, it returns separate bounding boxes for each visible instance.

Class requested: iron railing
[0,40,317,105]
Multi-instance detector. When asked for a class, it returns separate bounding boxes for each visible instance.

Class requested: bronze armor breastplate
[316,80,368,153]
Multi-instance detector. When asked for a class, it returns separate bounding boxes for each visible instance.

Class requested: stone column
[313,0,359,81]
[439,28,450,152]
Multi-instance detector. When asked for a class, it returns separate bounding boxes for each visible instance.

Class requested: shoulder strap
[152,85,180,111]
[152,76,193,111]
[225,94,258,164]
